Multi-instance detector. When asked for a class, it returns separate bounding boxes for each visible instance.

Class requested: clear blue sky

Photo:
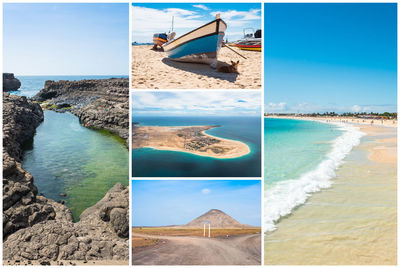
[3,3,129,75]
[265,3,397,114]
[132,180,261,227]
[133,91,261,116]
[132,3,261,43]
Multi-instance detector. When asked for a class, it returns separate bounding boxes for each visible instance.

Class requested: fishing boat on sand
[162,14,227,65]
[234,28,261,51]
[153,33,168,47]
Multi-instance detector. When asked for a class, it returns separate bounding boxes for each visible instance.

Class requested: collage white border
[0,0,398,267]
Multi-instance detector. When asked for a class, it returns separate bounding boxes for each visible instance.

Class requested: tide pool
[132,116,261,177]
[22,111,128,220]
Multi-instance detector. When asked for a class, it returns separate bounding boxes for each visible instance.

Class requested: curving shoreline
[264,124,397,264]
[132,125,251,159]
[264,118,365,232]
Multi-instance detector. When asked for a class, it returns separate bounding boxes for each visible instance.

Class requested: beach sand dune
[131,45,261,89]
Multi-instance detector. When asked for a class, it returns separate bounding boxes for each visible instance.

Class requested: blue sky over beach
[132,91,261,116]
[131,180,261,227]
[3,3,129,75]
[265,3,397,113]
[132,3,261,43]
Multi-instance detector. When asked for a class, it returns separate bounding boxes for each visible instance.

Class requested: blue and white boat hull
[162,18,227,65]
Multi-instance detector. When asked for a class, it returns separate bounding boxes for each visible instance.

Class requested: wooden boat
[162,15,227,64]
[235,40,261,51]
[235,28,261,51]
[153,33,168,46]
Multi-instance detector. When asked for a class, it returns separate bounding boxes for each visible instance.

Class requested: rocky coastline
[32,78,129,145]
[3,86,129,263]
[3,73,21,92]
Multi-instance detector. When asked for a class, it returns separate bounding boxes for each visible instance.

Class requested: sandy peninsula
[132,125,250,159]
[131,45,261,89]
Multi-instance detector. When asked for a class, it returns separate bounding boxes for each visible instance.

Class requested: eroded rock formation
[32,78,129,144]
[3,93,129,262]
[3,73,21,92]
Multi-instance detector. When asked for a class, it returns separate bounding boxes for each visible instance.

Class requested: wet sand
[131,45,261,89]
[264,125,397,265]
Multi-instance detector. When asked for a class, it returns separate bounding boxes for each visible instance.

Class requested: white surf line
[264,121,366,233]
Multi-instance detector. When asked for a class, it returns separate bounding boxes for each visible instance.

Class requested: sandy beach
[131,45,261,89]
[266,115,397,127]
[132,125,250,159]
[264,122,397,265]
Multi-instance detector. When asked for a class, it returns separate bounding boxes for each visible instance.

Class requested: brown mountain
[185,209,249,228]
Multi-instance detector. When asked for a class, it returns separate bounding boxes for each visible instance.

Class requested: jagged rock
[2,93,58,238]
[32,78,129,145]
[3,93,128,262]
[3,184,129,261]
[3,93,44,161]
[79,183,129,238]
[3,73,21,92]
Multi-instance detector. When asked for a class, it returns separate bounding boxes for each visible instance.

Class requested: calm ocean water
[264,118,364,231]
[132,116,262,177]
[10,75,128,97]
[12,75,128,220]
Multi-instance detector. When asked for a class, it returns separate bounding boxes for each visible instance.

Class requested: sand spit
[132,125,250,159]
[131,45,261,89]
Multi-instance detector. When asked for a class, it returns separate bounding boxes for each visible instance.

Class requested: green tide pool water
[12,75,128,220]
[23,111,128,220]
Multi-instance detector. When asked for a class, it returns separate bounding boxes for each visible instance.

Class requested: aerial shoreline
[132,125,251,159]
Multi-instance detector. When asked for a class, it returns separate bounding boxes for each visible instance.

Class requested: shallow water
[132,116,261,177]
[264,126,397,264]
[22,111,128,220]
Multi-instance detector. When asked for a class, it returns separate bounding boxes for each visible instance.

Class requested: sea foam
[264,122,366,232]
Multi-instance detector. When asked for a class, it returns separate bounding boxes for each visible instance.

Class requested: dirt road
[132,232,261,265]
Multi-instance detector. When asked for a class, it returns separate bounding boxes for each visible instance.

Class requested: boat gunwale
[163,18,227,51]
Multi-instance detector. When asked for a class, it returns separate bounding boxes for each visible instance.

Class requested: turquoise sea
[11,75,128,220]
[132,116,261,177]
[264,118,364,231]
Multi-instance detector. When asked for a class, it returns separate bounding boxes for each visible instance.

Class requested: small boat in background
[162,14,227,65]
[235,28,261,51]
[152,17,176,50]
[153,33,168,47]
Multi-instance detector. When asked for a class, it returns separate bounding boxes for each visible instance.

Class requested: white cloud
[351,105,361,112]
[132,6,208,43]
[211,9,261,27]
[201,188,211,194]
[193,4,210,11]
[265,101,397,114]
[132,92,261,116]
[132,6,261,43]
[265,102,287,112]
